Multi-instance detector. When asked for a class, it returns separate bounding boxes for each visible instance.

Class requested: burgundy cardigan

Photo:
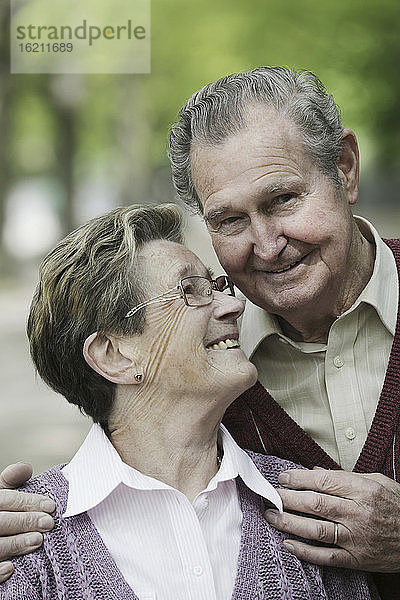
[223,238,400,600]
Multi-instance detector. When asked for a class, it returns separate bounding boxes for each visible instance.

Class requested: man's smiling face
[190,103,357,318]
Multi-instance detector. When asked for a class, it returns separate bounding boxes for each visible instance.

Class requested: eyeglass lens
[214,276,235,295]
[181,276,234,307]
[181,277,212,306]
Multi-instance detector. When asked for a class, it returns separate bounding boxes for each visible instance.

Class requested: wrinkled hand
[264,468,400,572]
[0,463,55,583]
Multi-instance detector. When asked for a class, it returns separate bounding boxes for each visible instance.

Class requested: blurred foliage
[149,0,400,170]
[0,0,399,259]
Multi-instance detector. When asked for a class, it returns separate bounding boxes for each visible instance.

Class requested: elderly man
[1,67,399,597]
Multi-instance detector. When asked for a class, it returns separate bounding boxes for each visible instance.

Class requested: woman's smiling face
[128,239,257,402]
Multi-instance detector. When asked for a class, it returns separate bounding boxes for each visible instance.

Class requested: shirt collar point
[219,425,282,511]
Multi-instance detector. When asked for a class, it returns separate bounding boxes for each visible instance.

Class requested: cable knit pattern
[223,238,400,600]
[2,457,378,600]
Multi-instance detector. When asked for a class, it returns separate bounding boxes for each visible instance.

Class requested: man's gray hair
[169,66,344,214]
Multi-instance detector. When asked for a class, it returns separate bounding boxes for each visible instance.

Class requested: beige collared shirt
[240,217,398,471]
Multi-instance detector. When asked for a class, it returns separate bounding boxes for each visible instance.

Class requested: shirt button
[193,566,203,576]
[333,355,344,368]
[345,427,356,440]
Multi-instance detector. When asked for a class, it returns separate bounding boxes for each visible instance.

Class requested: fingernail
[25,532,42,547]
[0,562,13,575]
[38,515,54,530]
[264,510,278,524]
[278,473,290,485]
[40,499,56,513]
[283,541,295,553]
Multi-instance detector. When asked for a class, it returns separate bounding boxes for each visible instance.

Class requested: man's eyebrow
[205,207,231,223]
[205,181,303,223]
[257,179,303,195]
[263,183,290,194]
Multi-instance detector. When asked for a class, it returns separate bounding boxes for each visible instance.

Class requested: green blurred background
[1,0,399,473]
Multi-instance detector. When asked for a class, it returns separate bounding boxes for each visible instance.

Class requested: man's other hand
[0,462,55,583]
[264,467,400,572]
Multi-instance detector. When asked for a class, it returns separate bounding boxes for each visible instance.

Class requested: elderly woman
[2,204,377,600]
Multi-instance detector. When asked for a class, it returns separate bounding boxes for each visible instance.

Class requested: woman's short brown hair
[27,203,184,428]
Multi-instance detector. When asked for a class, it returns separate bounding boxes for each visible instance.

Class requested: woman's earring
[134,373,143,382]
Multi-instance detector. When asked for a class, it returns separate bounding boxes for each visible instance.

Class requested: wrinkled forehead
[190,104,305,171]
[190,107,309,214]
[135,239,212,289]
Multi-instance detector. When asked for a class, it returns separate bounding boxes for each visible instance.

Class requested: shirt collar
[343,216,398,335]
[62,423,282,518]
[240,302,280,359]
[216,424,283,511]
[240,216,398,358]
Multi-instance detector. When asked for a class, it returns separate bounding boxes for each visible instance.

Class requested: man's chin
[247,286,325,316]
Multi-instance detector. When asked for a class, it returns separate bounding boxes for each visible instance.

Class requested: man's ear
[83,332,141,385]
[337,128,359,206]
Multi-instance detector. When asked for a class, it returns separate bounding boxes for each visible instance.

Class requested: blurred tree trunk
[50,74,87,234]
[54,102,76,234]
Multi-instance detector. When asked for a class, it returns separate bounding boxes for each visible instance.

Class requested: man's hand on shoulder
[0,462,55,583]
[264,467,400,572]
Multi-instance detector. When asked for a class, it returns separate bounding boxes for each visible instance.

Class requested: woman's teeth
[209,338,240,350]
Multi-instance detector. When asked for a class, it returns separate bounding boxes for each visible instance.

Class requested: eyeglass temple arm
[125,288,182,318]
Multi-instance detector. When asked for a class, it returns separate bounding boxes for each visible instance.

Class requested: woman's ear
[337,128,359,206]
[83,332,142,384]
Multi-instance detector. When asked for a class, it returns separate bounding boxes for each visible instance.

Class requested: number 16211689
[19,42,74,52]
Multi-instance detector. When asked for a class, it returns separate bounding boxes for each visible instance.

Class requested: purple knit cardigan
[2,455,377,600]
[223,238,400,600]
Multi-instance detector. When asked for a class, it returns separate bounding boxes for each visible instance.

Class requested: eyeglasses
[125,275,235,318]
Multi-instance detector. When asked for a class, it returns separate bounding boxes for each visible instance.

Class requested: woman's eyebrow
[176,264,202,279]
[176,264,214,280]
[207,266,215,279]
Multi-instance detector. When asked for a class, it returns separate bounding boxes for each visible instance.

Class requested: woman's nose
[212,291,245,321]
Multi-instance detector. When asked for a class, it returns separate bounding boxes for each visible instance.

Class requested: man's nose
[251,215,287,262]
[212,291,244,321]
